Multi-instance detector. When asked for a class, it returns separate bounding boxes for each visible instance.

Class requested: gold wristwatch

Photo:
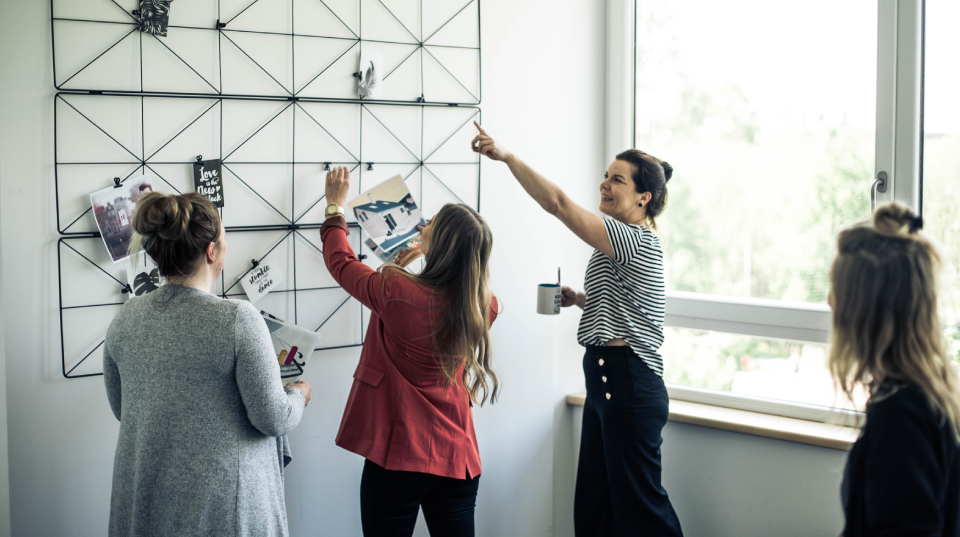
[324,203,345,218]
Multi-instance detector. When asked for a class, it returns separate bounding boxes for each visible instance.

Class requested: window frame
[613,0,925,422]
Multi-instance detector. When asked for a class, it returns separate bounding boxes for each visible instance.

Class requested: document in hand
[348,175,426,261]
[260,311,321,385]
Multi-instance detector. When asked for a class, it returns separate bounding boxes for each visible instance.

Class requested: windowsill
[565,392,859,451]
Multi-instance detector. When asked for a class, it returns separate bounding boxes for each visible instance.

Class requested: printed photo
[357,52,383,99]
[348,175,425,255]
[138,0,174,37]
[90,175,157,264]
[260,311,322,385]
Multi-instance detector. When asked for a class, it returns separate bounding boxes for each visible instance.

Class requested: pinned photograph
[357,52,383,99]
[137,0,174,37]
[260,311,321,385]
[127,254,163,299]
[90,175,158,264]
[348,175,425,256]
[193,159,224,207]
[241,252,285,304]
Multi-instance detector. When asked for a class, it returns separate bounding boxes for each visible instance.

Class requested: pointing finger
[473,120,487,135]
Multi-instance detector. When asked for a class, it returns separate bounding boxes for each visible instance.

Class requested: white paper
[126,254,163,299]
[260,311,321,385]
[347,175,425,256]
[241,252,285,304]
[358,52,383,99]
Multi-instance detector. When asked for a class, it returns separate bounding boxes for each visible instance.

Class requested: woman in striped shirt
[473,122,682,536]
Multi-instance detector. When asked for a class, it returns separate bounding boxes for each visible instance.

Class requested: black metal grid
[53,0,483,378]
[51,0,481,104]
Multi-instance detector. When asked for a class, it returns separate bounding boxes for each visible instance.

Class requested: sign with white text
[193,159,224,207]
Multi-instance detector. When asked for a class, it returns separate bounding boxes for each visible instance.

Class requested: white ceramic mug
[537,284,562,315]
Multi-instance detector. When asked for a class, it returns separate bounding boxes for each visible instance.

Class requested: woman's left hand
[325,166,351,208]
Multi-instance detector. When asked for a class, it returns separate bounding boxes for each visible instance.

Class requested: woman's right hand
[286,381,313,407]
[472,122,511,162]
[561,286,585,309]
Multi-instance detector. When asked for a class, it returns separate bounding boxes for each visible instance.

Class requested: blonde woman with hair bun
[830,202,960,537]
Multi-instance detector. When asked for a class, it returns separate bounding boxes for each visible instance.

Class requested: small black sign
[193,159,224,207]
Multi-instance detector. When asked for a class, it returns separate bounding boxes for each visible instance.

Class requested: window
[922,0,960,365]
[617,0,922,419]
[636,0,877,304]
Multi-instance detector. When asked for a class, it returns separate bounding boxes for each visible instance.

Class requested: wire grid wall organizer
[51,0,480,104]
[55,91,480,377]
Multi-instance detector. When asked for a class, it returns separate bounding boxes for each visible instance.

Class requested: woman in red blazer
[320,167,499,537]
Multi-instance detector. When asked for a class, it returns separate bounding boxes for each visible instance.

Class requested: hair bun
[132,192,191,242]
[660,160,673,182]
[873,202,920,237]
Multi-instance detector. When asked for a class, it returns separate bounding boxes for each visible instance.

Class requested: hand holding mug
[561,286,584,308]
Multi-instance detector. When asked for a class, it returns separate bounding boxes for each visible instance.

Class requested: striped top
[577,219,667,376]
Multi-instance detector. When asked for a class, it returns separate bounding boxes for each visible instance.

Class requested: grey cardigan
[103,285,305,537]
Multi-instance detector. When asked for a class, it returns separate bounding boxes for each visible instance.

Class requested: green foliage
[801,128,872,302]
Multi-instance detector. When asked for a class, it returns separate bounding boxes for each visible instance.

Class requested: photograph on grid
[90,175,157,263]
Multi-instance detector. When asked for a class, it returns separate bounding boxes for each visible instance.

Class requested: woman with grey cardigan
[103,192,312,537]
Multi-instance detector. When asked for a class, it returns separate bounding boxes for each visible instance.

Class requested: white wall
[0,0,603,535]
[572,406,849,537]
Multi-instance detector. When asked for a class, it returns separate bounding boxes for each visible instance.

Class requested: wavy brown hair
[829,202,960,440]
[384,203,499,405]
[129,192,222,281]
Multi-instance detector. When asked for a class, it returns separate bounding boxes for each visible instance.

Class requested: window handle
[871,171,888,213]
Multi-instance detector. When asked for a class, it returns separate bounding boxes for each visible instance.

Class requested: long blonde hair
[384,203,499,405]
[828,202,960,440]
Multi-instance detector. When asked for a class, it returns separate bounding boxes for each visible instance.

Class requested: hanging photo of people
[90,175,157,264]
[138,0,174,37]
[193,159,224,207]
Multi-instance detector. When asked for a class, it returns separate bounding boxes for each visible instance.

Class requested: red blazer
[321,217,498,479]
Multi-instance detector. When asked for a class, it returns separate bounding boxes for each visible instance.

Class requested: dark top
[842,384,960,537]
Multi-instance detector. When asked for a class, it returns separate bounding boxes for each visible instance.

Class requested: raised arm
[320,167,392,314]
[472,122,614,258]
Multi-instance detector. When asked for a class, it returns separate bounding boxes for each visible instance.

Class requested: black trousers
[574,346,683,537]
[360,459,480,537]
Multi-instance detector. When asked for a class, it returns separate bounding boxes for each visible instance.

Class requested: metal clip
[324,162,331,171]
[367,163,374,171]
[196,155,203,163]
[113,177,122,188]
